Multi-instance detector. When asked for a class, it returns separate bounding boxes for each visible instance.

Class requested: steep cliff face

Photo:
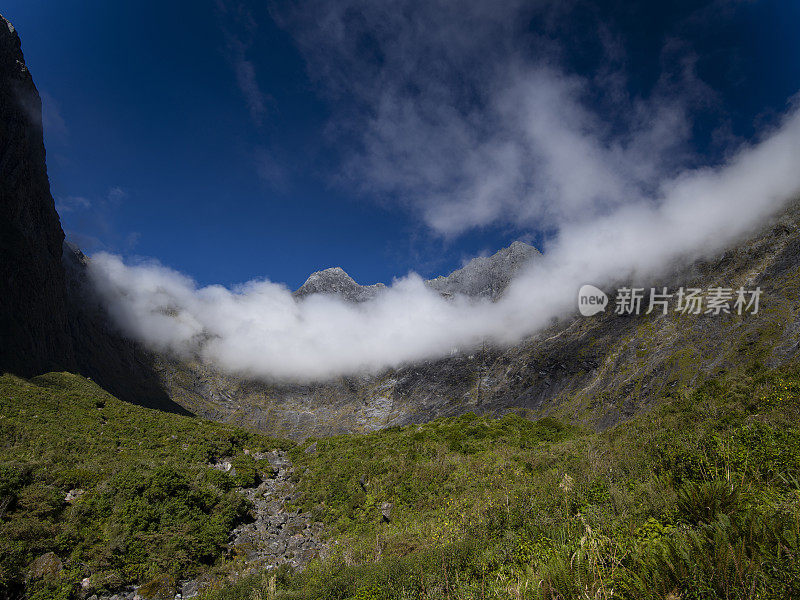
[0,15,187,413]
[0,15,76,376]
[62,245,191,413]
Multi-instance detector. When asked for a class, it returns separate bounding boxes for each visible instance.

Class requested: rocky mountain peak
[294,267,387,303]
[292,241,541,303]
[426,240,541,299]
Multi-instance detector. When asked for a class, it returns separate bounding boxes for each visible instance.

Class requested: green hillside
[0,373,290,600]
[206,364,800,600]
[3,366,800,600]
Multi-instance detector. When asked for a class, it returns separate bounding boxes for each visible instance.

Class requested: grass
[203,365,800,600]
[0,372,290,600]
[3,365,800,599]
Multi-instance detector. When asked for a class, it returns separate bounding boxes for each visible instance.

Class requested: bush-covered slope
[206,364,800,600]
[3,364,800,600]
[0,373,290,600]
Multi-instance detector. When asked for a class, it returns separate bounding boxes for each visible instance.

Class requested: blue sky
[3,0,799,289]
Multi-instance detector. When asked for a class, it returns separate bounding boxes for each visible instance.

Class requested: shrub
[676,480,739,525]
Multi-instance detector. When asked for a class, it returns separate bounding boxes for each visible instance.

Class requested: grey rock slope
[292,240,540,303]
[294,267,386,302]
[154,204,800,439]
[228,450,326,572]
[427,241,540,299]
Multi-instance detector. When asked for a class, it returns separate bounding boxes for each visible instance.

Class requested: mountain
[151,203,800,439]
[294,267,387,302]
[150,239,542,437]
[3,9,800,445]
[2,17,800,599]
[0,9,544,427]
[426,240,540,299]
[0,15,75,376]
[292,241,540,303]
[0,14,187,414]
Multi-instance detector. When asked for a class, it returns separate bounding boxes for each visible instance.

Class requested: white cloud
[88,103,800,381]
[217,1,268,127]
[56,195,91,213]
[277,0,713,236]
[84,0,800,381]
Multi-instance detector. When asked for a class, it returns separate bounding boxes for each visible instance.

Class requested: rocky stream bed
[91,450,327,600]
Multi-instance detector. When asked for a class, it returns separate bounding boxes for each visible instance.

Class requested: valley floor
[2,365,800,600]
[203,364,800,600]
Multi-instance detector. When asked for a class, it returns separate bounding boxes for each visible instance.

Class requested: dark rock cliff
[0,14,188,414]
[62,245,191,413]
[0,16,76,376]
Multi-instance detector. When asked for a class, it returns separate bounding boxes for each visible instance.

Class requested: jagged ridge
[292,240,541,302]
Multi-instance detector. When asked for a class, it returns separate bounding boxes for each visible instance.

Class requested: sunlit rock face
[294,267,386,303]
[426,241,541,299]
[292,240,540,304]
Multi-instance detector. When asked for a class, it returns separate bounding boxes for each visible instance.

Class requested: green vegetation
[205,366,800,600]
[0,373,289,600]
[3,365,800,600]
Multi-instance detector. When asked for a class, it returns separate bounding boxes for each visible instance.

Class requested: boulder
[65,488,85,503]
[27,552,62,580]
[136,575,176,600]
[381,501,394,522]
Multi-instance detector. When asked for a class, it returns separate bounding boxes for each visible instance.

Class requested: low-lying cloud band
[88,104,800,381]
